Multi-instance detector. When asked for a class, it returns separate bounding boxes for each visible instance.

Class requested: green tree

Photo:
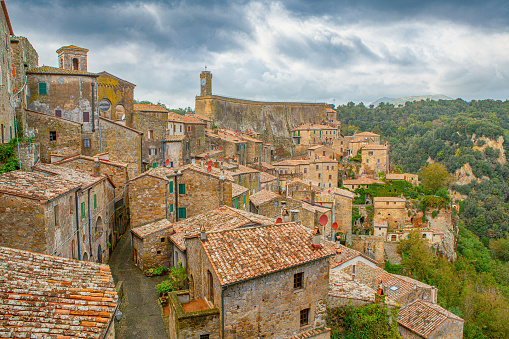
[419,163,453,193]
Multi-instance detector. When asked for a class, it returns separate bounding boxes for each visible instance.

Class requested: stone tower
[56,45,89,72]
[200,69,212,96]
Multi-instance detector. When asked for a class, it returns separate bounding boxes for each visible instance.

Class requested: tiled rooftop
[302,201,330,214]
[206,129,247,144]
[133,103,168,113]
[232,183,249,197]
[327,187,355,199]
[56,154,128,168]
[168,113,205,124]
[220,129,263,143]
[129,166,177,183]
[373,196,406,202]
[202,222,336,285]
[362,144,388,150]
[131,218,173,239]
[329,270,379,303]
[353,131,380,137]
[187,113,213,122]
[170,206,275,251]
[259,162,275,170]
[234,164,260,175]
[273,159,310,166]
[56,45,89,52]
[386,173,406,180]
[0,170,79,202]
[27,65,97,76]
[260,172,277,183]
[343,177,381,185]
[180,164,236,183]
[0,246,117,338]
[249,189,281,206]
[35,163,106,190]
[292,123,336,131]
[398,300,464,338]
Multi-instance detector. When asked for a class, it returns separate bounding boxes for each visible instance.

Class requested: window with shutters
[83,138,91,148]
[152,162,157,168]
[81,202,85,219]
[93,194,97,209]
[38,83,47,95]
[178,207,187,219]
[169,181,174,193]
[178,183,186,194]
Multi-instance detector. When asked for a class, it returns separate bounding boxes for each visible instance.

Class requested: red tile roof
[249,189,281,206]
[232,183,249,197]
[0,246,117,338]
[260,172,277,183]
[0,170,80,202]
[362,145,388,150]
[133,104,168,113]
[170,206,275,251]
[168,113,205,124]
[35,163,107,190]
[386,173,406,180]
[398,300,464,338]
[27,65,97,76]
[201,223,336,285]
[353,131,380,137]
[56,45,89,53]
[131,218,173,239]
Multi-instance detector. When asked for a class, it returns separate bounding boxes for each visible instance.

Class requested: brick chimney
[312,224,322,248]
[200,224,207,242]
[93,157,100,176]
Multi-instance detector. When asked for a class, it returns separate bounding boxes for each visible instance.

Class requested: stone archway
[115,104,125,120]
[82,252,89,261]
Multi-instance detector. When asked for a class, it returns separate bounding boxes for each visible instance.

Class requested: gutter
[88,189,93,258]
[75,190,81,260]
[221,288,225,339]
[91,83,95,132]
[102,300,121,339]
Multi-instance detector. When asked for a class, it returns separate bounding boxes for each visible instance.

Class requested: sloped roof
[362,145,388,150]
[202,222,336,286]
[35,163,108,190]
[273,159,310,166]
[373,196,406,202]
[398,300,464,338]
[133,104,168,113]
[97,71,136,87]
[353,131,380,137]
[249,189,281,206]
[232,183,249,198]
[343,177,381,185]
[169,206,275,251]
[55,154,128,169]
[0,170,79,202]
[0,246,117,338]
[27,65,97,76]
[56,45,89,53]
[165,135,187,142]
[131,218,173,239]
[260,172,277,183]
[386,173,405,180]
[292,123,336,131]
[168,112,205,124]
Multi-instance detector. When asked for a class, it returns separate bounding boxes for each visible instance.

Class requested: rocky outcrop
[454,163,477,186]
[472,134,506,164]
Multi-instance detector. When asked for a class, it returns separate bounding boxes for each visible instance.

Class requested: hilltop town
[0,2,471,339]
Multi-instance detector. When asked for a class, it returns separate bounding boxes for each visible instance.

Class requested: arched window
[72,58,79,70]
[207,270,214,305]
[115,105,125,120]
[82,252,89,261]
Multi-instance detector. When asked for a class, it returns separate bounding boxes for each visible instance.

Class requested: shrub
[156,263,187,294]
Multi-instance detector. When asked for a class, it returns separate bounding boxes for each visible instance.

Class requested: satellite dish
[276,217,283,224]
[328,190,331,193]
[207,166,211,173]
[165,159,169,167]
[220,156,223,161]
[320,202,323,205]
[319,214,328,226]
[208,160,213,167]
[332,222,338,230]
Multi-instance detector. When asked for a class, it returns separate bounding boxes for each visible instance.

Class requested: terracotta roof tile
[168,113,205,124]
[259,162,275,170]
[55,154,128,169]
[329,270,378,302]
[292,123,336,131]
[0,170,80,202]
[302,201,330,214]
[0,246,117,339]
[273,159,310,166]
[170,206,275,251]
[398,300,463,338]
[131,218,173,239]
[234,164,260,174]
[202,223,336,285]
[343,177,382,185]
[353,131,380,137]
[56,45,89,52]
[133,104,168,113]
[249,189,281,206]
[187,113,213,122]
[165,135,187,142]
[35,164,106,190]
[260,172,277,183]
[27,65,97,76]
[220,129,262,143]
[289,327,331,339]
[232,183,249,197]
[206,129,247,143]
[362,145,388,150]
[386,173,406,180]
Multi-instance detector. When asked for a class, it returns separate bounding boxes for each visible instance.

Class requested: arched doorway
[95,216,103,235]
[82,252,89,261]
[115,105,125,120]
[97,244,102,264]
[72,58,79,70]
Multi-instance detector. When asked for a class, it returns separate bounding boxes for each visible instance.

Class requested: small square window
[200,335,210,339]
[300,308,310,327]
[148,130,153,139]
[294,272,304,289]
[49,131,57,141]
[83,112,90,122]
[55,109,62,117]
[83,138,91,148]
[161,237,165,243]
[157,250,161,255]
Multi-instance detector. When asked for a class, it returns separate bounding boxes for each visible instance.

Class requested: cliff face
[195,95,327,151]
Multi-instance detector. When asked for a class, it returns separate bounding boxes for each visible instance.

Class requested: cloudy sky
[7,0,509,109]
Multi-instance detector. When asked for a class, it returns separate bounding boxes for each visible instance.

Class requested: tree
[419,163,453,193]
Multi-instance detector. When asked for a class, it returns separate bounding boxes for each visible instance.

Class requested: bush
[156,263,187,294]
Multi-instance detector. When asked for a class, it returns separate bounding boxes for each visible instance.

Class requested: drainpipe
[221,288,225,338]
[91,83,95,132]
[175,173,179,222]
[75,190,81,260]
[140,135,143,173]
[88,189,93,259]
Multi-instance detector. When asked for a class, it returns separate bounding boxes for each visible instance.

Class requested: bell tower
[200,68,212,96]
[56,45,89,71]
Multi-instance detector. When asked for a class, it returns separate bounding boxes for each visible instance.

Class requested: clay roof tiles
[398,300,463,338]
[343,177,382,186]
[232,183,249,197]
[249,189,281,206]
[259,162,275,170]
[0,246,117,338]
[35,163,107,190]
[55,154,128,169]
[170,206,275,251]
[133,104,168,113]
[292,123,336,131]
[386,173,406,180]
[0,170,80,202]
[27,65,97,76]
[165,134,187,142]
[168,113,205,124]
[234,164,260,175]
[353,131,380,137]
[362,144,388,150]
[202,222,336,285]
[56,45,89,52]
[273,159,310,166]
[131,218,173,239]
[259,172,277,183]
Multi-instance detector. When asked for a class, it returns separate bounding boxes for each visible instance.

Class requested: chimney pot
[200,224,207,242]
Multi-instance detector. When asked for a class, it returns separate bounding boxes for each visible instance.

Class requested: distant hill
[371,94,453,107]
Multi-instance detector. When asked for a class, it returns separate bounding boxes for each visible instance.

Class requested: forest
[337,99,509,338]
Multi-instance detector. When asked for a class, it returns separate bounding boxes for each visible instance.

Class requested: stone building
[164,134,190,167]
[360,144,390,176]
[386,173,419,186]
[0,2,15,145]
[97,71,135,121]
[0,245,118,339]
[206,128,247,164]
[53,154,130,236]
[292,123,340,154]
[25,109,83,164]
[373,196,408,230]
[273,159,310,175]
[308,145,335,160]
[131,218,173,271]
[342,177,382,190]
[231,164,261,196]
[306,158,338,189]
[187,112,214,129]
[249,189,284,217]
[34,164,116,263]
[168,222,334,339]
[0,170,80,258]
[128,167,177,228]
[218,128,264,164]
[168,112,207,156]
[260,171,278,192]
[300,202,332,234]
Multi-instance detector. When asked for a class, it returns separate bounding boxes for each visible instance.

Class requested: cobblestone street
[109,230,168,339]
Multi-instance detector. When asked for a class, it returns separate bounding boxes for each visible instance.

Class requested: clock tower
[200,69,212,96]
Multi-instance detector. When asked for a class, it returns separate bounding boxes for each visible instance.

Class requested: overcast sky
[7,0,509,109]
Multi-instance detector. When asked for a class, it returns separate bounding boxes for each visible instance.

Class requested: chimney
[310,190,316,205]
[93,157,100,176]
[375,281,386,304]
[281,201,290,222]
[312,224,322,248]
[200,224,207,242]
[431,286,437,303]
[218,172,224,206]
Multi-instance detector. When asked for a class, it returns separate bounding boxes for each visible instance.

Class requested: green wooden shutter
[93,194,97,209]
[179,183,186,194]
[38,83,47,95]
[235,199,238,209]
[81,202,85,219]
[152,162,157,168]
[243,195,246,205]
[169,181,174,193]
[170,204,174,213]
[178,207,187,219]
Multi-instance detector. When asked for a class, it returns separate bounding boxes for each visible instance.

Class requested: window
[207,270,214,304]
[234,199,238,209]
[304,168,307,174]
[200,335,210,339]
[366,159,369,163]
[326,166,329,170]
[180,125,182,132]
[318,173,321,179]
[83,112,90,122]
[323,151,326,156]
[161,237,165,243]
[170,204,174,213]
[83,138,91,148]
[49,131,57,141]
[179,183,186,194]
[178,207,187,219]
[294,272,304,289]
[149,147,157,155]
[55,109,62,117]
[329,175,332,179]
[54,204,59,228]
[169,181,174,193]
[93,194,97,209]
[157,250,161,255]
[81,202,85,219]
[300,308,310,326]
[243,195,246,205]
[315,165,319,170]
[148,130,153,139]
[378,159,380,163]
[152,162,157,168]
[332,166,334,170]
[38,82,47,95]
[72,58,79,70]
[187,126,191,132]
[369,151,374,156]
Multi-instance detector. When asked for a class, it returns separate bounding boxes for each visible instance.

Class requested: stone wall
[15,142,40,170]
[186,123,207,156]
[164,138,189,167]
[374,201,408,230]
[26,110,82,164]
[0,11,15,145]
[129,111,166,167]
[132,227,172,271]
[306,160,338,188]
[334,195,353,244]
[97,72,135,121]
[351,236,385,265]
[196,95,327,152]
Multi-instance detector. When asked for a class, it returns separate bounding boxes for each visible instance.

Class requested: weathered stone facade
[129,111,167,168]
[360,145,389,176]
[305,158,338,189]
[97,71,135,121]
[373,197,408,230]
[26,109,82,164]
[131,219,173,271]
[0,6,15,145]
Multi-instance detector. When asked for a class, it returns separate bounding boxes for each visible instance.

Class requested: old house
[249,189,284,216]
[360,144,390,176]
[342,177,382,190]
[308,145,335,160]
[168,112,207,156]
[373,196,408,230]
[25,109,82,164]
[260,171,278,192]
[306,158,338,188]
[206,128,247,164]
[164,134,190,167]
[300,201,332,234]
[220,128,264,164]
[131,218,174,271]
[386,173,419,186]
[97,71,135,122]
[187,112,215,129]
[34,164,116,263]
[291,123,340,154]
[168,222,335,339]
[231,164,261,196]
[0,170,80,258]
[0,245,118,338]
[0,2,15,145]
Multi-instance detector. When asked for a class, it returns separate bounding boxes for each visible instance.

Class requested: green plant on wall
[156,262,187,294]
[0,139,21,173]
